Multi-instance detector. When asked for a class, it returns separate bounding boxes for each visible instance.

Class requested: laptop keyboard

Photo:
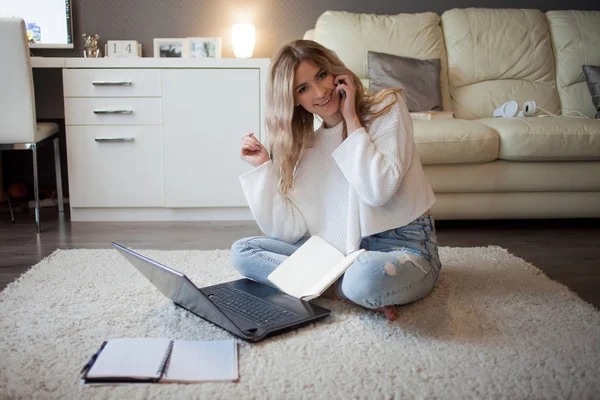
[204,284,300,327]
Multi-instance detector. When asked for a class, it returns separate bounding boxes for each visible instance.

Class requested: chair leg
[32,143,41,234]
[0,152,10,223]
[7,195,15,223]
[53,137,64,213]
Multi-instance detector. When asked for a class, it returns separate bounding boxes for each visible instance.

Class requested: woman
[231,40,441,320]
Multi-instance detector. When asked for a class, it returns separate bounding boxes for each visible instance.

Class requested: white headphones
[493,101,518,117]
[493,100,536,118]
[517,101,537,117]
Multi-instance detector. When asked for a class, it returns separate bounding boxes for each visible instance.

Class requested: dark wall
[35,0,599,59]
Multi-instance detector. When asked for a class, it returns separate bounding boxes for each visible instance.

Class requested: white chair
[0,18,64,233]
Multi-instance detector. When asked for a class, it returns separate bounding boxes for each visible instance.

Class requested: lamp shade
[232,24,255,58]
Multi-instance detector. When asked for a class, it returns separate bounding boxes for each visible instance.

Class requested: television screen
[0,0,73,48]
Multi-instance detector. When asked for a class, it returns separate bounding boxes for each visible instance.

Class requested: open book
[267,236,365,301]
[81,338,238,384]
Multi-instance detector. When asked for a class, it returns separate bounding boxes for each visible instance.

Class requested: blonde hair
[266,40,402,195]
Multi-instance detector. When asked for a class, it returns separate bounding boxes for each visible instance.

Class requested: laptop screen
[112,243,246,337]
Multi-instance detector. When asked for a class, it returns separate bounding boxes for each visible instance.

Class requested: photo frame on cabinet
[187,37,222,58]
[153,38,187,58]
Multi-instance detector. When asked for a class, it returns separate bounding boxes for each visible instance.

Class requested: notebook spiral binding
[156,340,175,378]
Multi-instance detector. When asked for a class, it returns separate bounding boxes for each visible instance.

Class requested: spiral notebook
[81,338,238,384]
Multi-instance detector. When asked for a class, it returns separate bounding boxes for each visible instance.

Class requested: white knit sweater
[239,96,436,254]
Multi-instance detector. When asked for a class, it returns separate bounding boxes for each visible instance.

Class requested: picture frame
[187,37,222,58]
[153,38,187,58]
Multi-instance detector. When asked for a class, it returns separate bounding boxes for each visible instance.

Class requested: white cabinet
[161,69,259,207]
[64,67,163,209]
[66,126,164,207]
[62,58,269,221]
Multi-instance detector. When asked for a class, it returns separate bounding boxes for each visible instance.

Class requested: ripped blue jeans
[230,214,442,309]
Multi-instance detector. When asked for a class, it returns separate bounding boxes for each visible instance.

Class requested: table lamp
[232,24,255,58]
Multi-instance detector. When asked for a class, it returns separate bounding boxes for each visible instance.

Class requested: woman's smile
[315,92,333,107]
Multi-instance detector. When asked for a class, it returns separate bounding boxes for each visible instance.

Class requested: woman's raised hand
[334,74,357,120]
[240,132,269,167]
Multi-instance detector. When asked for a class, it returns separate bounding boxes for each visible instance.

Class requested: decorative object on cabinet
[106,40,142,58]
[187,37,222,58]
[232,24,255,58]
[82,33,102,57]
[153,38,186,58]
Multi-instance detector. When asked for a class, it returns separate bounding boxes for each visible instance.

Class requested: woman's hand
[335,74,362,132]
[240,132,269,167]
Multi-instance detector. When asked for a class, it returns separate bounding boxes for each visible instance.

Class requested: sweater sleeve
[331,99,414,207]
[239,160,308,243]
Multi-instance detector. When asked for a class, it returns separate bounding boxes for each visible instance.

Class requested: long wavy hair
[266,40,402,195]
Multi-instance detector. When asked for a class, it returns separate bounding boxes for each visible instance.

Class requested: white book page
[267,236,344,298]
[86,338,171,379]
[302,249,365,300]
[162,339,238,382]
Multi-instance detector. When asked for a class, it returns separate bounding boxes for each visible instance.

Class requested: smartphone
[335,78,346,99]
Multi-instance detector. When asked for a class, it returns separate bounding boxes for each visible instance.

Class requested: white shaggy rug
[1,246,599,399]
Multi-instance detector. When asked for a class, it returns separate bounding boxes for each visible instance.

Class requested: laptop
[112,242,330,342]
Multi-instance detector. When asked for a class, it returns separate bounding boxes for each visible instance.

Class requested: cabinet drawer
[63,69,161,97]
[66,126,164,207]
[64,98,162,125]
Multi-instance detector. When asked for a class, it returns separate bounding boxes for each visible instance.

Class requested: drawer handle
[93,109,133,114]
[92,81,132,86]
[94,137,135,142]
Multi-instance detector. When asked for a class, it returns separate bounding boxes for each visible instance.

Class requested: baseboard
[70,207,254,221]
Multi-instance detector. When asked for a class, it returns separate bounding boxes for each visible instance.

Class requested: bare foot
[320,288,398,321]
[374,305,399,321]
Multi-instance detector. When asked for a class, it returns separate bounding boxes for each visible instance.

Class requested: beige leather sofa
[304,9,600,219]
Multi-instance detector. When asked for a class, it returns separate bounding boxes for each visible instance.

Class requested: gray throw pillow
[583,65,600,119]
[368,51,442,112]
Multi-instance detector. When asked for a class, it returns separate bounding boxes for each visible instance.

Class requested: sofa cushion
[479,117,600,161]
[546,11,600,118]
[303,29,315,41]
[583,65,600,118]
[368,51,442,112]
[413,119,499,164]
[442,8,560,119]
[313,10,452,111]
[424,160,600,193]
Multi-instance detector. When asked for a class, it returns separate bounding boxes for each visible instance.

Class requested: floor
[1,208,599,309]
